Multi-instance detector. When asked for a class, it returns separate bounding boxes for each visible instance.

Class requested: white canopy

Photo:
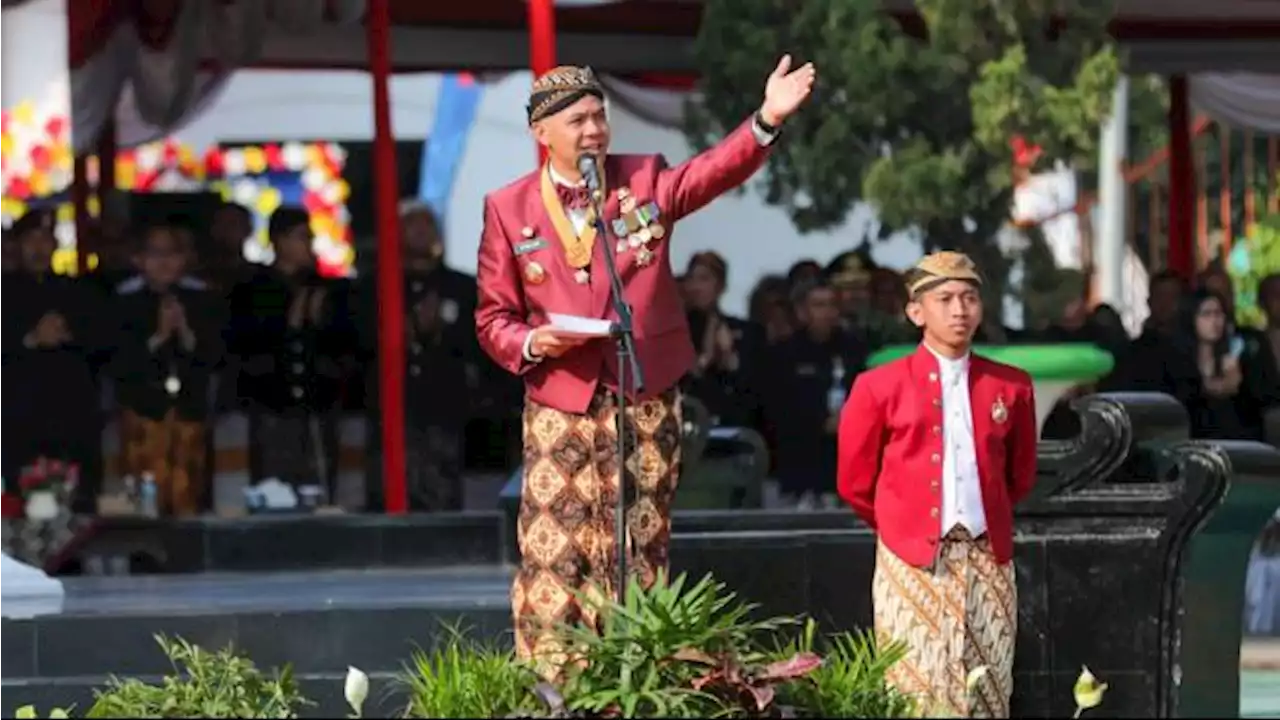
[1190,73,1280,133]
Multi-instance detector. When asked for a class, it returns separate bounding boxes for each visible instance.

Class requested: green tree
[1227,179,1280,329]
[687,0,1126,313]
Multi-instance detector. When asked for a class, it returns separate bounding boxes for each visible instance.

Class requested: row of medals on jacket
[524,188,666,286]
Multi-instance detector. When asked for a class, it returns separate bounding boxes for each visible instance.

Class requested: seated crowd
[2,202,1278,517]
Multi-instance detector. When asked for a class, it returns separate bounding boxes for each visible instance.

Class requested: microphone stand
[587,187,645,606]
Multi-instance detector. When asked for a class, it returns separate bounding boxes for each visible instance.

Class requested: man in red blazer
[836,251,1038,718]
[476,59,816,674]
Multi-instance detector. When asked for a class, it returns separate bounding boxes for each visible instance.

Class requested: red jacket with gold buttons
[474,118,771,415]
[836,344,1038,567]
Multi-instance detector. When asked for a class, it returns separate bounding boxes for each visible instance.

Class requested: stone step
[54,511,514,575]
[52,509,863,575]
[1240,670,1280,719]
[1,567,514,682]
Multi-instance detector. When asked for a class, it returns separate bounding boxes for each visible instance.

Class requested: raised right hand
[529,326,592,359]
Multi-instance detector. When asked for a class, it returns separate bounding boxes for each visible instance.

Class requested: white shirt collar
[547,163,584,189]
[924,342,970,379]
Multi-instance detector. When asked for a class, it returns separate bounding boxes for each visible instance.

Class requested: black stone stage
[1,565,516,718]
[3,393,1280,718]
[2,512,868,718]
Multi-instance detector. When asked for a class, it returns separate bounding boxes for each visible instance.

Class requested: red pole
[368,0,407,515]
[1167,75,1195,280]
[528,0,556,165]
[68,4,92,276]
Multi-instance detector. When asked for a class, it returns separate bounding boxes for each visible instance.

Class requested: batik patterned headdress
[905,251,984,298]
[527,65,605,125]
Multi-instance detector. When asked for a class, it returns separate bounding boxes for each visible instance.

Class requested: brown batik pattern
[120,409,208,517]
[512,385,683,677]
[872,528,1017,718]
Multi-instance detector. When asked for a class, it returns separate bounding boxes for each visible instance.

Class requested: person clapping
[112,223,222,516]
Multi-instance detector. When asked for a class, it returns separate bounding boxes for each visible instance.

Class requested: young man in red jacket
[836,251,1038,718]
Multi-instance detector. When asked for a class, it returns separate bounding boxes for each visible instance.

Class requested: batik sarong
[511,385,682,677]
[120,408,208,517]
[872,527,1017,718]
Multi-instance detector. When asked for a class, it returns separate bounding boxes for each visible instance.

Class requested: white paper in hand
[547,313,615,339]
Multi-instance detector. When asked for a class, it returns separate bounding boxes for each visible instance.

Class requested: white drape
[58,0,673,151]
[599,75,699,131]
[129,0,206,129]
[69,0,367,152]
[69,27,129,152]
[1189,73,1280,134]
[115,72,233,149]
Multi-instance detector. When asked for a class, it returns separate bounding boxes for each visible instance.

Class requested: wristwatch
[752,111,781,146]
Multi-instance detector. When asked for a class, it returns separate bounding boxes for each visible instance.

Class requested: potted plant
[535,571,898,718]
[17,457,80,522]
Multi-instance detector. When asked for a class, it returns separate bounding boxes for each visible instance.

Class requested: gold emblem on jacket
[525,261,547,285]
[992,395,1008,424]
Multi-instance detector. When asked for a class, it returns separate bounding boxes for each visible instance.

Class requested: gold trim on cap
[531,65,599,93]
[906,251,982,296]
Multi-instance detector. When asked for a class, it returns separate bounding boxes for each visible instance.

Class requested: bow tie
[556,183,591,211]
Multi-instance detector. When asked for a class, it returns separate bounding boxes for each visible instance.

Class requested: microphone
[577,153,603,201]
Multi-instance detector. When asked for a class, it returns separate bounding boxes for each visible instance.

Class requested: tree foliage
[1121,74,1170,173]
[687,0,1127,306]
[1227,178,1280,329]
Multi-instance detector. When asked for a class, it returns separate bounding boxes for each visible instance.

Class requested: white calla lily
[344,665,369,717]
[1072,665,1107,717]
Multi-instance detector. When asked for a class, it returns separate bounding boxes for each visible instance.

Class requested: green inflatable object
[866,343,1115,382]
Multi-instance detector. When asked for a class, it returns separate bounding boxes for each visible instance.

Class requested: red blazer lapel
[590,154,626,319]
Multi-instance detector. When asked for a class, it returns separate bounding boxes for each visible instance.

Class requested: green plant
[399,623,542,719]
[688,0,1150,313]
[1227,185,1280,329]
[772,619,917,718]
[84,635,309,719]
[13,707,71,719]
[552,570,817,718]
